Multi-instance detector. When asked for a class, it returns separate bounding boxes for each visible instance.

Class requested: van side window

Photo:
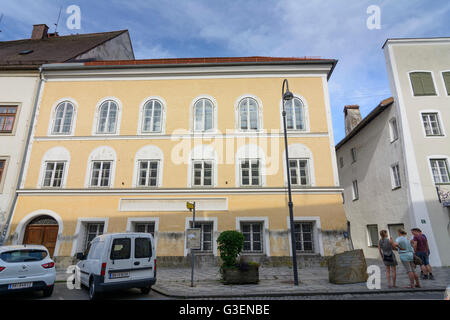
[110,238,131,260]
[135,238,152,259]
[87,242,97,259]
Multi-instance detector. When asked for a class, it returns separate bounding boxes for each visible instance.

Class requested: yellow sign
[186,202,195,210]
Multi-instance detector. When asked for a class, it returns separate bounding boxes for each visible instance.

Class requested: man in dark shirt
[411,228,434,280]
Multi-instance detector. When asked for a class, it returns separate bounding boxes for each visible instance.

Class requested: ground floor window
[294,222,314,253]
[241,222,263,253]
[84,223,104,250]
[135,222,155,238]
[190,221,213,252]
[367,224,379,247]
[388,224,404,239]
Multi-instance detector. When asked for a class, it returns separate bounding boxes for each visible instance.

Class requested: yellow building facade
[6,57,350,267]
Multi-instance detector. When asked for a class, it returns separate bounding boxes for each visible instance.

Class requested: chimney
[31,24,49,40]
[344,105,362,135]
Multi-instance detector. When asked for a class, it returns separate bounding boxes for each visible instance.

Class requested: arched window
[142,100,163,133]
[194,98,214,132]
[239,97,259,130]
[97,100,118,134]
[52,101,74,134]
[285,97,305,130]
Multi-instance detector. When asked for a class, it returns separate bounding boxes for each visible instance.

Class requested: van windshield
[0,249,47,263]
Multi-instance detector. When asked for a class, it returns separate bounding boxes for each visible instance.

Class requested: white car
[0,245,56,297]
[75,232,156,300]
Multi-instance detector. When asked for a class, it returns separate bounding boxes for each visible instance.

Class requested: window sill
[241,252,265,256]
[391,186,401,191]
[390,138,399,144]
[424,134,445,137]
[295,252,319,256]
[352,198,359,202]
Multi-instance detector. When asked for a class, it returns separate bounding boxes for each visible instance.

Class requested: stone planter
[221,264,259,284]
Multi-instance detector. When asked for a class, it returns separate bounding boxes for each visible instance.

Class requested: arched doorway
[23,215,59,257]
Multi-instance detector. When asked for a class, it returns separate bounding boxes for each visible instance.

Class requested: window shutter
[410,73,424,96]
[443,72,450,95]
[421,73,436,95]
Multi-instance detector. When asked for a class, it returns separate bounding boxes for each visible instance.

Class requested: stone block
[327,249,368,284]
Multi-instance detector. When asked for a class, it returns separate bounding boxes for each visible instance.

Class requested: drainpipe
[0,67,44,245]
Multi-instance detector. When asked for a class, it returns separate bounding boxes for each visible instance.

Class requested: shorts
[416,252,429,266]
[401,260,416,273]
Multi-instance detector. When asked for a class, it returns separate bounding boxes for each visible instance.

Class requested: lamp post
[281,79,299,286]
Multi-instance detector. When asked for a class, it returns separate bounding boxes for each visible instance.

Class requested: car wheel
[43,285,54,297]
[140,286,151,294]
[89,278,99,300]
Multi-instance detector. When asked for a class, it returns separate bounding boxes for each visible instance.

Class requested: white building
[0,24,134,242]
[336,38,450,266]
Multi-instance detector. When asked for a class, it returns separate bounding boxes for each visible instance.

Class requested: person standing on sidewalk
[393,228,421,289]
[411,228,434,280]
[378,230,398,288]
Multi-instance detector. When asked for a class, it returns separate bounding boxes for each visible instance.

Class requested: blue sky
[1,0,449,142]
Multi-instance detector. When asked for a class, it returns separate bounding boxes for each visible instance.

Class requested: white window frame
[92,97,122,135]
[389,117,399,142]
[279,94,310,132]
[367,224,379,247]
[239,158,261,187]
[288,158,311,187]
[287,216,324,256]
[427,156,450,184]
[138,97,166,135]
[190,95,217,133]
[191,160,214,188]
[84,146,116,188]
[42,161,66,188]
[236,217,270,256]
[407,70,440,97]
[352,180,359,200]
[71,217,109,256]
[89,161,113,188]
[184,217,218,256]
[188,145,218,188]
[235,95,264,133]
[136,159,160,188]
[37,147,70,189]
[419,110,446,138]
[49,100,77,136]
[390,163,401,190]
[0,156,9,193]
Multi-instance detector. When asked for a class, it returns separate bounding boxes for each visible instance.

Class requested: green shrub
[217,230,244,268]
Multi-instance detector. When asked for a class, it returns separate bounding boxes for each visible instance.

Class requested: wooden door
[23,225,58,257]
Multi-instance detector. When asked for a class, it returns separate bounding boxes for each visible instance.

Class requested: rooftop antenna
[54,6,62,33]
[0,14,4,33]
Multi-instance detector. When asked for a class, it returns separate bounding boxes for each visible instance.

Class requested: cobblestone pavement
[151,262,449,298]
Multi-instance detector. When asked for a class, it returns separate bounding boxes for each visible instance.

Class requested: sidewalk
[56,262,449,298]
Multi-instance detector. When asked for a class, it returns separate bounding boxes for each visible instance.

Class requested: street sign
[186,202,195,210]
[186,228,201,250]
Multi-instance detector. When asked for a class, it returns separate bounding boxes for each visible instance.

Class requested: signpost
[186,201,199,287]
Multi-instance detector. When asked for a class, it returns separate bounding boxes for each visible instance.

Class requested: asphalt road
[0,283,445,300]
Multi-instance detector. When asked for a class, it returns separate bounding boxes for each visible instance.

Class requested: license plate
[109,272,130,279]
[8,282,33,290]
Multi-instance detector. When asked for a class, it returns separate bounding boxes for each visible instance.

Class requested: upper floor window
[389,118,399,142]
[194,98,214,132]
[0,106,17,133]
[238,97,259,131]
[351,147,357,163]
[137,160,159,187]
[192,160,213,187]
[97,100,119,134]
[390,163,401,189]
[240,159,261,186]
[339,157,344,168]
[422,113,443,136]
[430,159,450,184]
[409,72,436,96]
[43,162,65,188]
[52,101,74,134]
[289,159,310,186]
[442,71,450,95]
[0,160,5,185]
[142,100,162,133]
[352,180,359,200]
[90,161,112,187]
[285,97,305,130]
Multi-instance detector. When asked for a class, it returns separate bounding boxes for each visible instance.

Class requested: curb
[151,286,446,299]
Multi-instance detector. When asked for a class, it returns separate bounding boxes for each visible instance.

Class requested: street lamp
[281,79,299,286]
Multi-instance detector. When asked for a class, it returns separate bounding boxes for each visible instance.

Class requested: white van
[75,233,156,300]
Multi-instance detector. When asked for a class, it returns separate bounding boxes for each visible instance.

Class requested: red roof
[84,56,332,66]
